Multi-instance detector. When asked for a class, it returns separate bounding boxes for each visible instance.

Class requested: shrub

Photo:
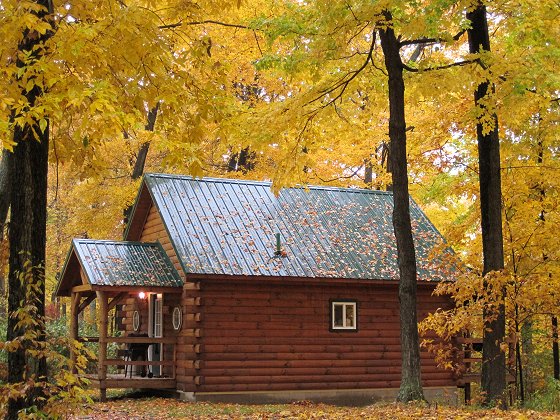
[525,378,560,412]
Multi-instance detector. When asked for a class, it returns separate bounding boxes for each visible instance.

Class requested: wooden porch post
[70,291,80,374]
[97,291,108,402]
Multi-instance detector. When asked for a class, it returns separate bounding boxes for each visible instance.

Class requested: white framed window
[172,306,182,330]
[132,310,140,332]
[154,294,163,338]
[330,300,357,331]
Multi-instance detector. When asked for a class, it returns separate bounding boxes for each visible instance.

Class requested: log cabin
[55,173,462,404]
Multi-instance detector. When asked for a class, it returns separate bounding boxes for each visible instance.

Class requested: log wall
[190,279,454,393]
[138,205,199,389]
[134,202,455,394]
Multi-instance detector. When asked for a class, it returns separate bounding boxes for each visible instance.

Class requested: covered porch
[56,239,184,401]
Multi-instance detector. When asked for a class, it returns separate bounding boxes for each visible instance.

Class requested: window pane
[333,304,343,327]
[345,304,355,327]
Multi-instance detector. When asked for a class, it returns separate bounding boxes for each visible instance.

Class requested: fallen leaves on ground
[68,397,560,419]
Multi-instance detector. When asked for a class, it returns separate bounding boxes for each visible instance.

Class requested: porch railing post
[97,291,108,402]
[70,291,80,374]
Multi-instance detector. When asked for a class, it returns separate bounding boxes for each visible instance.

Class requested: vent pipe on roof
[275,233,282,256]
[274,233,288,258]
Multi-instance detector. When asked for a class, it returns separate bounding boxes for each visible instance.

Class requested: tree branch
[402,59,477,72]
[399,29,467,47]
[160,20,253,30]
[308,31,377,107]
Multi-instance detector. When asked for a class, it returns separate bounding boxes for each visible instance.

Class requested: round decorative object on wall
[132,310,140,332]
[172,306,182,330]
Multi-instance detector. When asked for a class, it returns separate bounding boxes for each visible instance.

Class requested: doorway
[148,293,163,377]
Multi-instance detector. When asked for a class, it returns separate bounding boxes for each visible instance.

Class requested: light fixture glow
[138,291,146,299]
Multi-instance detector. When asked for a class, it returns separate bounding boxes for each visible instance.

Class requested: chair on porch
[123,333,152,378]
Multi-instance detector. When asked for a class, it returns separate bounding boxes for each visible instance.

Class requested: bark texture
[123,103,160,227]
[379,11,424,403]
[467,2,507,408]
[0,150,10,301]
[6,1,53,418]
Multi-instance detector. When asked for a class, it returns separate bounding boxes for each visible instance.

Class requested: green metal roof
[70,239,182,288]
[141,174,456,281]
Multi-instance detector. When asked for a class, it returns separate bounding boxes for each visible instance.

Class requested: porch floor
[83,373,176,390]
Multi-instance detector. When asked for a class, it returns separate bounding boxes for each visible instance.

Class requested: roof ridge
[144,173,393,196]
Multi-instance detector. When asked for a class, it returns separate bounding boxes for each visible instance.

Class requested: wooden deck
[83,373,176,390]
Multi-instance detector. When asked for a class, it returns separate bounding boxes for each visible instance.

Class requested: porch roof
[55,239,183,296]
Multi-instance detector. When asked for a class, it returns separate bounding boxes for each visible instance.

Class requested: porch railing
[79,336,177,380]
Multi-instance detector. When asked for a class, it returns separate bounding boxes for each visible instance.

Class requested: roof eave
[54,239,80,297]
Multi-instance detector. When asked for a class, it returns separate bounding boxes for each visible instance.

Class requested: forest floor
[68,396,560,419]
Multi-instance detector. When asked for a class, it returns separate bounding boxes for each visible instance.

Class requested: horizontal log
[204,322,406,335]
[202,330,442,342]
[201,372,454,385]
[461,358,482,363]
[143,216,164,229]
[202,351,443,363]
[197,379,454,393]
[203,343,404,354]
[183,297,201,306]
[141,222,166,236]
[100,378,176,389]
[184,282,201,291]
[175,374,195,383]
[181,344,202,354]
[202,293,449,308]
[202,284,439,296]
[204,296,442,313]
[203,312,403,324]
[107,337,176,344]
[175,352,198,361]
[179,328,202,338]
[103,359,174,367]
[176,337,200,347]
[201,336,403,345]
[200,366,452,378]
[201,358,401,370]
[185,313,202,322]
[176,359,201,369]
[183,290,201,299]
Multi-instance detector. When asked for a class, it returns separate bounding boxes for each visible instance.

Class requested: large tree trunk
[467,2,507,408]
[123,103,160,227]
[0,150,10,305]
[6,1,53,418]
[379,11,424,403]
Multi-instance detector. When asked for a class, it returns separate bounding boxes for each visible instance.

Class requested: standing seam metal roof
[72,239,183,287]
[144,173,456,281]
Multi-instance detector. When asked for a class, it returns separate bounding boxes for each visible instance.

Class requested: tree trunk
[515,309,524,402]
[0,150,10,242]
[0,150,10,306]
[123,103,160,227]
[6,1,53,418]
[467,2,507,408]
[521,320,535,397]
[379,11,424,403]
[553,316,559,380]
